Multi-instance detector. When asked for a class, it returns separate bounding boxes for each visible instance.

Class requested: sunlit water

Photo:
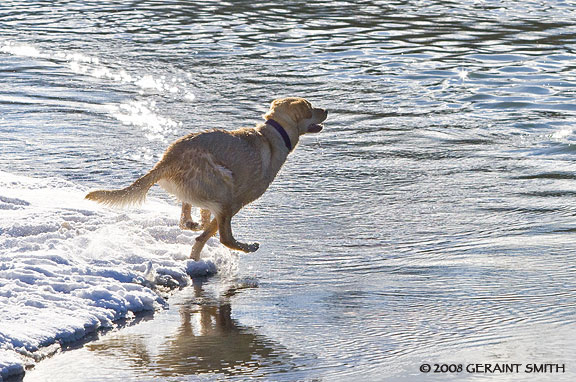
[2,0,576,381]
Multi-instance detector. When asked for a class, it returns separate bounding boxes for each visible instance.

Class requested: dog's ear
[294,99,313,120]
[263,98,283,120]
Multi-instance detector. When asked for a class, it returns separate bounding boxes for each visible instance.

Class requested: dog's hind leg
[180,203,202,231]
[217,214,259,253]
[200,208,211,229]
[190,218,218,261]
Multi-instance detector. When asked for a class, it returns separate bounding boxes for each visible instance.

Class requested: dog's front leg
[217,214,259,253]
[190,218,218,261]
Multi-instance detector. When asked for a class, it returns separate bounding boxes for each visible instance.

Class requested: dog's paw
[244,242,260,253]
[179,221,201,231]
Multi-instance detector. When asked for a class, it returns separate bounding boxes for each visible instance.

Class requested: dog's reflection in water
[157,279,290,376]
[87,278,295,378]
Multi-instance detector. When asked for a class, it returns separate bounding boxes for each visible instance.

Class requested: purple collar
[266,119,292,151]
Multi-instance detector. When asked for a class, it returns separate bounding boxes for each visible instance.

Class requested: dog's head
[264,97,327,135]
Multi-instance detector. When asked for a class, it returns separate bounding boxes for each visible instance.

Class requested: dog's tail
[85,166,166,208]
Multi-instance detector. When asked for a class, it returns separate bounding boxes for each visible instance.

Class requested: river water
[2,0,576,381]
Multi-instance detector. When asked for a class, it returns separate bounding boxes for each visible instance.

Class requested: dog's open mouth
[308,123,323,133]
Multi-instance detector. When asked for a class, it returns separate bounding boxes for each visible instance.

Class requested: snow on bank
[0,171,231,380]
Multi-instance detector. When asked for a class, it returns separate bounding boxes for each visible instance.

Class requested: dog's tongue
[308,124,323,133]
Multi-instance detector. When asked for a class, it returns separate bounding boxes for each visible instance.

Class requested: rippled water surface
[2,0,576,381]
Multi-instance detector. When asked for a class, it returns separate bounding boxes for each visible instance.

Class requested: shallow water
[2,0,576,380]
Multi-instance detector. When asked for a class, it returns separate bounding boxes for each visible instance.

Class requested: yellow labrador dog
[86,97,328,260]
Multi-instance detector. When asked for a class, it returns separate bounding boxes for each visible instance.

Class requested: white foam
[551,127,573,139]
[0,171,226,378]
[135,75,165,92]
[0,43,43,58]
[108,100,182,141]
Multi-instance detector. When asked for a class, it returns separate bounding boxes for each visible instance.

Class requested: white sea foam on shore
[0,171,226,380]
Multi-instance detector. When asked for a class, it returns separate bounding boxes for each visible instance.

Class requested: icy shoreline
[0,171,227,380]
